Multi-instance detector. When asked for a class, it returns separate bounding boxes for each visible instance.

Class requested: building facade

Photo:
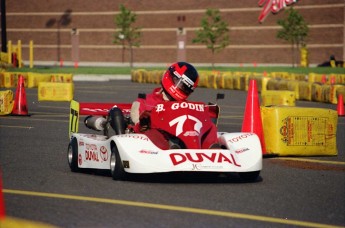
[2,0,345,66]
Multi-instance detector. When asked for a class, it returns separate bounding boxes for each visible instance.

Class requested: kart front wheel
[67,137,79,172]
[239,171,260,182]
[110,144,126,180]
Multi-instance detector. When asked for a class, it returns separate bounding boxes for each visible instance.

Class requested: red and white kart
[68,96,262,181]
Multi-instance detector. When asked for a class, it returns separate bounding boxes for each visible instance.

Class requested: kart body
[68,98,262,181]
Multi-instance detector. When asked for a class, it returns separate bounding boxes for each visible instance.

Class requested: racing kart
[67,94,262,181]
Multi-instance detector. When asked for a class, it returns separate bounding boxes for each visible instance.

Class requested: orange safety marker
[11,75,29,116]
[338,94,344,116]
[242,79,266,154]
[321,74,327,84]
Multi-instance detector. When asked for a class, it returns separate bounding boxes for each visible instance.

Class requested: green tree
[113,4,141,68]
[277,7,309,67]
[193,9,230,68]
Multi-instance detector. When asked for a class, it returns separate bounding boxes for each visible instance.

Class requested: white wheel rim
[110,151,116,174]
[68,145,73,165]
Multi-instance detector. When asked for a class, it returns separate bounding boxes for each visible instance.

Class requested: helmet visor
[172,72,195,96]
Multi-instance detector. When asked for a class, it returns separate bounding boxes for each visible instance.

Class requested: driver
[130,62,199,133]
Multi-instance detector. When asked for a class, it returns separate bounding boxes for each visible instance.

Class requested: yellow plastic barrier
[208,72,219,89]
[0,72,4,87]
[0,52,8,62]
[261,90,295,106]
[276,79,289,90]
[0,90,14,115]
[38,82,74,101]
[298,81,313,101]
[129,70,344,107]
[308,73,328,84]
[131,70,136,82]
[27,72,52,88]
[3,72,28,88]
[212,71,223,89]
[311,83,323,102]
[50,73,73,83]
[261,77,271,93]
[222,72,233,89]
[270,72,290,80]
[197,71,209,88]
[266,78,280,90]
[151,70,164,84]
[322,84,345,104]
[262,106,338,156]
[240,72,250,91]
[232,72,244,90]
[286,80,300,100]
[131,69,139,82]
[337,86,345,104]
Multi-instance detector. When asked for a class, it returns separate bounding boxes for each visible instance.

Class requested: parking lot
[1,79,344,227]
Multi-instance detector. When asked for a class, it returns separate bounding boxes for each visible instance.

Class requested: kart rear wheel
[67,137,79,172]
[110,144,126,180]
[239,171,260,182]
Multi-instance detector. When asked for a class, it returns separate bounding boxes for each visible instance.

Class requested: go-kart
[67,94,262,181]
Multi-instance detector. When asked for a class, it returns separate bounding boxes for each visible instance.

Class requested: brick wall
[2,0,344,66]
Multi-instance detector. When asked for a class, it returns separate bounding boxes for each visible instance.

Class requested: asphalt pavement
[0,79,344,228]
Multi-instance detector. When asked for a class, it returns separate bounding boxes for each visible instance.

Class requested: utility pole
[1,0,7,52]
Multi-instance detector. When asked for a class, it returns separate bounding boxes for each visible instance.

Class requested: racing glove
[138,110,151,132]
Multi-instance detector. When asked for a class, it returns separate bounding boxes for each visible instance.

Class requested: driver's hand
[139,110,151,131]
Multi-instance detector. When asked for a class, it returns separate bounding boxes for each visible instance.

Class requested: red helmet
[161,62,199,101]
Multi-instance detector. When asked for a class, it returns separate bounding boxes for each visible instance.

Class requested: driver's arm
[130,101,151,132]
[130,101,140,125]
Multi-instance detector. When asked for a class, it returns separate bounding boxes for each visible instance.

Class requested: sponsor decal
[192,164,223,171]
[170,152,241,167]
[78,154,82,166]
[183,131,199,136]
[156,102,204,112]
[235,148,250,154]
[156,104,166,112]
[86,143,97,151]
[85,143,99,162]
[228,133,254,143]
[81,108,109,113]
[171,102,204,112]
[169,115,202,136]
[139,149,158,155]
[99,146,108,161]
[117,134,149,141]
[258,0,297,23]
[85,150,99,162]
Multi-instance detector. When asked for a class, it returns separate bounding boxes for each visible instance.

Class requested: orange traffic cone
[0,170,5,220]
[12,75,29,116]
[242,79,266,155]
[337,94,344,116]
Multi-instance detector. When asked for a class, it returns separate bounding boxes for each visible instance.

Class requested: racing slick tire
[67,137,79,172]
[110,143,127,180]
[239,171,260,182]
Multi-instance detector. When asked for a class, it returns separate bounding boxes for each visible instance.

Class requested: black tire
[239,171,260,182]
[67,137,79,172]
[110,144,126,180]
